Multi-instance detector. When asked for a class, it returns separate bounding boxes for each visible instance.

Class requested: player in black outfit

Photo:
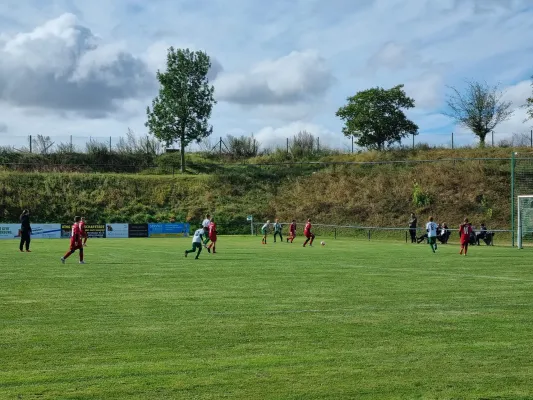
[19,209,32,252]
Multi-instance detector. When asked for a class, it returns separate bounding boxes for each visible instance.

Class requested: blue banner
[148,223,190,237]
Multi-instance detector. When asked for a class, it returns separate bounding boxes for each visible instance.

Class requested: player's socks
[60,257,65,264]
[79,261,85,264]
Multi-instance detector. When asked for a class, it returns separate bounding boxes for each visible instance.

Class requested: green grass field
[1,237,532,399]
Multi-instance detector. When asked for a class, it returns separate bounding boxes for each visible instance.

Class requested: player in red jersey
[303,218,315,247]
[459,218,473,256]
[79,217,88,246]
[61,216,85,264]
[286,219,296,243]
[207,218,218,254]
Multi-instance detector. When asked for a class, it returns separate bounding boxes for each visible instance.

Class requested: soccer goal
[517,195,533,249]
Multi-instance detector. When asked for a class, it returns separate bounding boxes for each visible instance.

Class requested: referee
[19,209,32,252]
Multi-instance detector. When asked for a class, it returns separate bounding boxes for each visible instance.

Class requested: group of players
[425,216,475,256]
[184,216,318,259]
[60,216,88,264]
[185,214,218,259]
[58,213,475,262]
[260,218,316,247]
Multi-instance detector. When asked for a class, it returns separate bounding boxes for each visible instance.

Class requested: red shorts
[209,235,217,242]
[70,242,83,251]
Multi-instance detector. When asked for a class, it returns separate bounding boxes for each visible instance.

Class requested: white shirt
[426,222,438,237]
[192,228,204,243]
[202,219,211,228]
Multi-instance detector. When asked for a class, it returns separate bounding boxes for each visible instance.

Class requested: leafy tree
[146,47,216,172]
[526,77,533,121]
[336,85,418,150]
[445,80,513,147]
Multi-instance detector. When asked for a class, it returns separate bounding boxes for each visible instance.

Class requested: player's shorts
[69,243,83,251]
[209,235,217,242]
[460,239,469,246]
[428,237,436,245]
[261,228,267,235]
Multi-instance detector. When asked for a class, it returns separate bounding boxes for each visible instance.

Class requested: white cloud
[255,121,345,149]
[405,72,445,109]
[0,13,153,117]
[215,50,334,105]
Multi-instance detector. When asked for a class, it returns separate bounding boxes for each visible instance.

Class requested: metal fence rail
[253,222,513,246]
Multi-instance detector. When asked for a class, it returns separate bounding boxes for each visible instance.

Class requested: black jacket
[20,214,31,232]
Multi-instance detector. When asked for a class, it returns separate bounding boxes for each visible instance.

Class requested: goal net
[517,195,533,249]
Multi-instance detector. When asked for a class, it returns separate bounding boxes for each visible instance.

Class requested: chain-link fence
[252,223,512,246]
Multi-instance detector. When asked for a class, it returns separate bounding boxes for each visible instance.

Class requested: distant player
[207,218,218,254]
[426,216,438,253]
[61,216,85,264]
[202,214,211,248]
[80,217,88,247]
[303,219,315,247]
[459,218,473,256]
[287,219,296,243]
[273,219,283,243]
[261,220,271,244]
[185,226,205,259]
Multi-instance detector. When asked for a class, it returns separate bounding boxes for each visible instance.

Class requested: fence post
[29,135,32,153]
[492,130,494,147]
[368,230,371,241]
[531,130,532,148]
[511,151,516,247]
[317,137,320,152]
[451,132,454,149]
[351,136,354,153]
[286,138,289,154]
[405,231,408,243]
[219,137,222,156]
[412,133,414,150]
[334,228,337,240]
[70,135,73,152]
[109,136,112,152]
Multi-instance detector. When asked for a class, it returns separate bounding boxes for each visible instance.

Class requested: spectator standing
[19,209,32,252]
[408,213,417,243]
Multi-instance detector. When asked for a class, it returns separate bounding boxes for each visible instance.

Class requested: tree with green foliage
[336,85,418,150]
[526,77,533,121]
[445,80,513,147]
[146,47,216,173]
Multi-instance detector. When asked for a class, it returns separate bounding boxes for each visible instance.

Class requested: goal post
[517,195,533,249]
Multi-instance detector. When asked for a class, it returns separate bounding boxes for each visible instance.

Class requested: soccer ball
[320,241,325,246]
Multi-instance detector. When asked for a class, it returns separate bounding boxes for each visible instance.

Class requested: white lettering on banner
[0,224,20,239]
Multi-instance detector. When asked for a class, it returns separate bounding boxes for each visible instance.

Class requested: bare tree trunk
[180,134,186,173]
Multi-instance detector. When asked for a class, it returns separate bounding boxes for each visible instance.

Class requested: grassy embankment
[0,147,525,230]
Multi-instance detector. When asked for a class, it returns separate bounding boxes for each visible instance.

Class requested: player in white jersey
[185,227,205,259]
[426,216,438,253]
[202,214,211,248]
[261,220,271,245]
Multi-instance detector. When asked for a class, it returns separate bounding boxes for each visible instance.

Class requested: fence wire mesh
[253,223,511,246]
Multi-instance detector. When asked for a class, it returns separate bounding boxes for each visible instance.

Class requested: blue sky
[0,0,532,150]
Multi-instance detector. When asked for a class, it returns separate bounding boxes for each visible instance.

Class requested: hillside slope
[0,151,515,231]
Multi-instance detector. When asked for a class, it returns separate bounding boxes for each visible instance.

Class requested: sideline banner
[85,224,106,238]
[31,224,61,239]
[61,224,72,238]
[148,223,190,238]
[106,223,128,238]
[128,224,148,238]
[0,224,20,239]
[61,224,106,238]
